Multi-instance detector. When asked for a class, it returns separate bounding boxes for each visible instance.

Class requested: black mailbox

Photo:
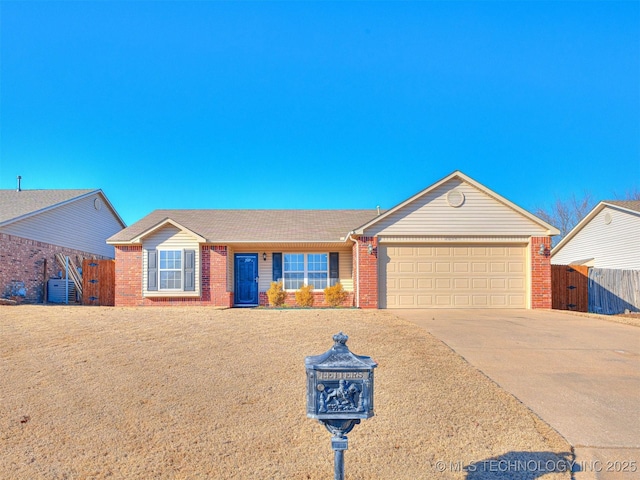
[306,332,377,420]
[305,332,377,479]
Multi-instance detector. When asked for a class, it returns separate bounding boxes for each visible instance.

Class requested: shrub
[324,283,347,307]
[266,281,286,307]
[295,284,314,307]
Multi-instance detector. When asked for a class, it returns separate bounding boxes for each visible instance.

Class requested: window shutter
[147,249,158,291]
[184,250,195,291]
[329,252,339,286]
[272,252,283,282]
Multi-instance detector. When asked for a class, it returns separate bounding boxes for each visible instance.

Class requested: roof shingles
[108,209,381,244]
[0,189,96,225]
[605,200,640,213]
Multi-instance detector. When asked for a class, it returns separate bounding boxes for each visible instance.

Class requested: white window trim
[158,249,184,291]
[283,252,329,291]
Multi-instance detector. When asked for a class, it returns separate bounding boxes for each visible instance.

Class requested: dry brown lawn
[1,306,571,479]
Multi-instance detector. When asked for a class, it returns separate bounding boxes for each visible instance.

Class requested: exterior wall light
[263,252,267,261]
[538,244,546,256]
[367,243,374,255]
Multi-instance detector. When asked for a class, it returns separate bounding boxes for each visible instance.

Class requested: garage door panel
[472,263,487,273]
[472,278,488,289]
[491,295,507,306]
[398,262,415,273]
[490,263,506,273]
[399,295,416,306]
[417,295,433,306]
[453,262,469,273]
[399,278,415,289]
[435,263,451,273]
[435,295,452,305]
[417,262,433,273]
[381,244,527,309]
[453,295,470,306]
[472,295,488,306]
[509,295,525,306]
[509,262,524,273]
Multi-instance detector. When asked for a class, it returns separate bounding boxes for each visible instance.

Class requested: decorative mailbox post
[305,332,377,480]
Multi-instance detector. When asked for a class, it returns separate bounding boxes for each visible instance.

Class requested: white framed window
[147,249,196,293]
[283,253,328,290]
[159,250,182,290]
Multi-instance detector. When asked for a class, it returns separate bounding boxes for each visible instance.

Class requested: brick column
[531,236,552,309]
[356,237,378,309]
[114,245,143,306]
[209,246,232,307]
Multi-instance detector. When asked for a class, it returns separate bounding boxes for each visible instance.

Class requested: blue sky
[1,1,638,226]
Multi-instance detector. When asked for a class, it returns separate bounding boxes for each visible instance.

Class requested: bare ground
[1,306,571,479]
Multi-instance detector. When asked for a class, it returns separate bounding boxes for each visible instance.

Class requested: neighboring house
[0,189,126,303]
[551,200,640,269]
[107,171,559,309]
[550,200,640,314]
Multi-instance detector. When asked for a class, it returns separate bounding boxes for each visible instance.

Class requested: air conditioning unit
[47,279,76,303]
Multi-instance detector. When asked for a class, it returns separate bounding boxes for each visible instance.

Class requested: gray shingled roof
[605,200,640,213]
[0,189,96,225]
[108,209,381,243]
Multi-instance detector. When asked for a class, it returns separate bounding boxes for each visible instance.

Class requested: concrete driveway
[393,309,640,479]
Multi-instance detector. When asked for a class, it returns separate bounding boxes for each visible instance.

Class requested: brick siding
[531,236,552,309]
[0,233,108,303]
[355,236,378,309]
[114,245,232,307]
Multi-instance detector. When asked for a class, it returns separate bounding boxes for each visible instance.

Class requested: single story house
[0,188,126,303]
[550,200,640,314]
[107,171,559,309]
[551,200,640,269]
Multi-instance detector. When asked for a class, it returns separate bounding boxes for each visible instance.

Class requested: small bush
[295,284,314,307]
[266,281,286,307]
[324,283,347,307]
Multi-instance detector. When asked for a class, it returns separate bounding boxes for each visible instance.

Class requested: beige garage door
[380,244,527,308]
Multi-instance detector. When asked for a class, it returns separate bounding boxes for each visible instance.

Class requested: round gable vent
[94,198,103,211]
[604,212,612,225]
[446,190,465,208]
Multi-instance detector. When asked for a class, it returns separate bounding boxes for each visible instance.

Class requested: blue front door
[234,254,259,306]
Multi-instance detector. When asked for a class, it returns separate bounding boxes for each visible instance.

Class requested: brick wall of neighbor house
[531,236,553,309]
[0,233,108,303]
[114,244,233,307]
[356,236,378,309]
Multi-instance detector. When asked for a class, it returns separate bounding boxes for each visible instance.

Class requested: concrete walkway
[393,309,640,479]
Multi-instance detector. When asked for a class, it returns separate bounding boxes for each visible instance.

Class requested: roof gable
[551,200,640,257]
[129,218,207,244]
[355,171,559,236]
[0,189,125,228]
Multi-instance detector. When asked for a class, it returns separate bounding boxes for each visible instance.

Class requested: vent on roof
[16,175,22,192]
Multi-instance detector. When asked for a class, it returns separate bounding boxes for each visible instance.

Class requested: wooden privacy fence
[82,259,115,306]
[588,268,640,315]
[551,265,589,312]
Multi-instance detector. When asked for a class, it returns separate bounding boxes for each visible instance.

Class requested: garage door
[380,244,527,308]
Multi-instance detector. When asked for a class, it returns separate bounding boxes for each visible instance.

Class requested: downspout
[348,233,359,308]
